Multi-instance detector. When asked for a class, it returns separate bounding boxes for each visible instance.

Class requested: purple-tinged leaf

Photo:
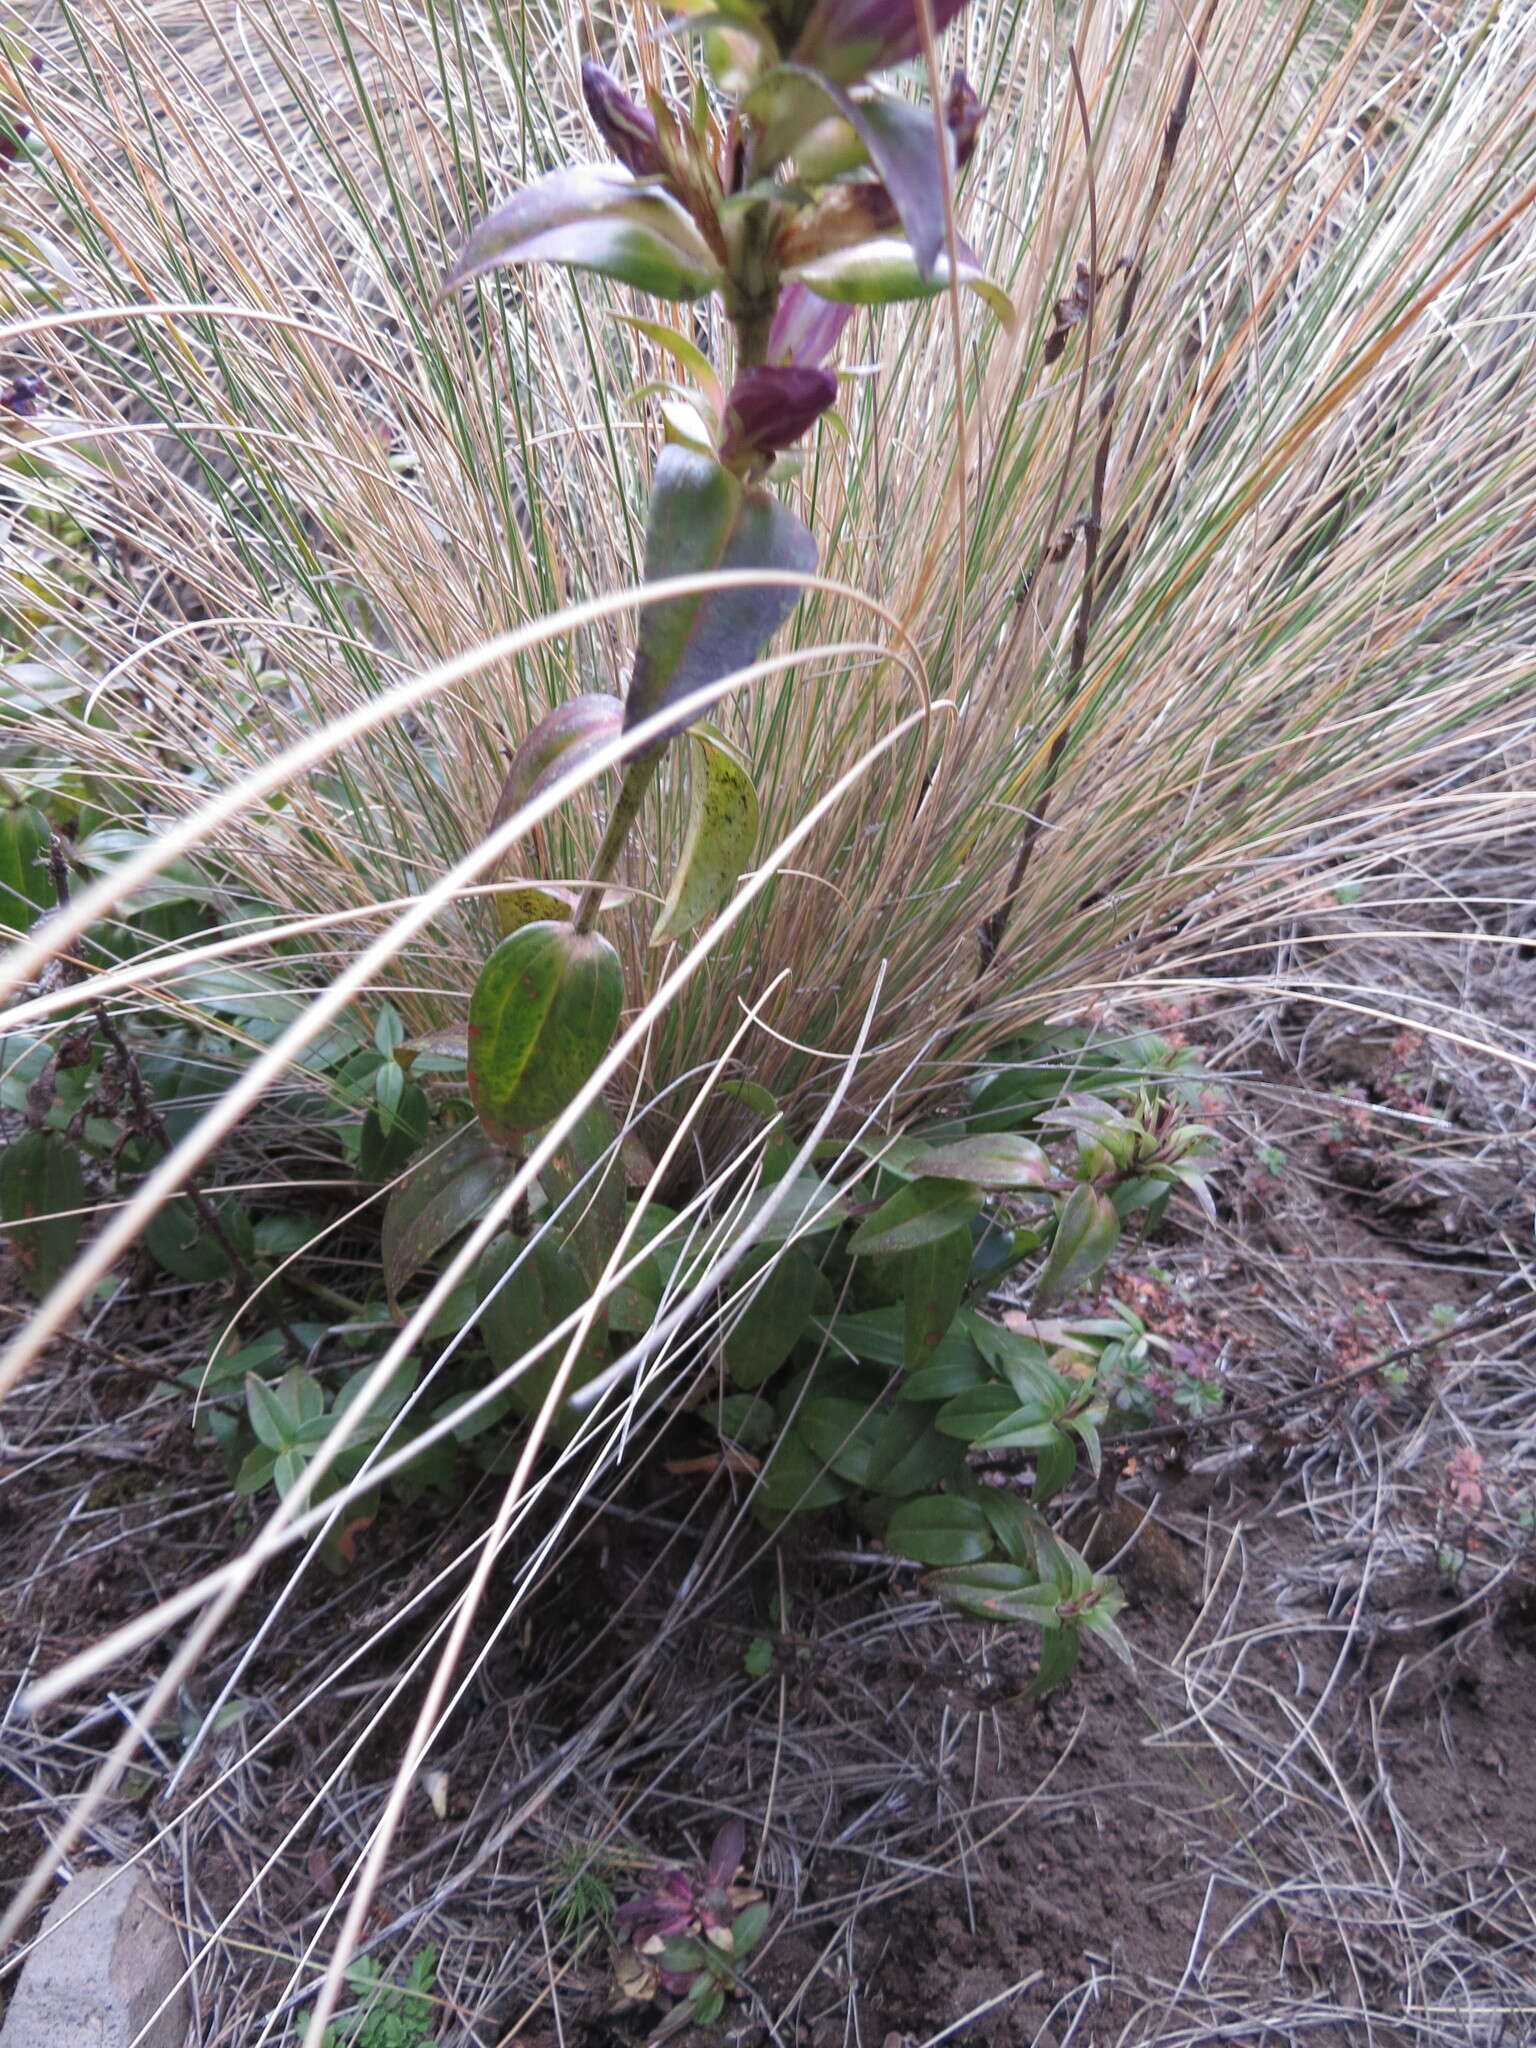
[490,693,624,833]
[791,0,974,84]
[706,1817,745,1888]
[815,78,948,277]
[788,234,1014,325]
[382,1119,506,1303]
[624,445,816,744]
[1035,1184,1120,1305]
[440,165,721,303]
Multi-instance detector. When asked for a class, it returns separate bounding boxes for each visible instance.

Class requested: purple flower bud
[719,363,838,469]
[793,0,974,85]
[767,281,853,370]
[0,372,44,417]
[580,59,664,180]
[945,67,984,168]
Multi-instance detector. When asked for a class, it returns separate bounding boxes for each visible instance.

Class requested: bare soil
[3,942,1534,2048]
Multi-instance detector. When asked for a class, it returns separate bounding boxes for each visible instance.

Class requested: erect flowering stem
[573,753,658,935]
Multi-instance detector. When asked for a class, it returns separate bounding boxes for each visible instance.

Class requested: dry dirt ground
[3,843,1534,2048]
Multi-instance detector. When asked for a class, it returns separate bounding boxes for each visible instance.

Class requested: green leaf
[754,1426,846,1522]
[933,1382,1033,1441]
[862,1405,966,1497]
[796,1395,879,1485]
[382,1119,508,1302]
[718,1391,778,1448]
[143,1193,253,1283]
[1035,1185,1121,1305]
[884,1493,994,1567]
[246,1367,313,1450]
[973,1487,1045,1568]
[878,1132,1051,1190]
[272,1447,308,1498]
[1029,1625,1083,1698]
[693,1984,727,2025]
[477,1231,609,1435]
[0,1130,85,1298]
[824,1305,983,1390]
[612,311,722,409]
[724,1243,816,1389]
[651,723,760,943]
[898,1346,988,1402]
[539,1095,626,1297]
[731,1901,771,1956]
[234,1444,279,1496]
[847,1176,984,1257]
[965,1315,1064,1405]
[440,165,721,301]
[1083,1600,1134,1667]
[357,1080,430,1184]
[742,1636,775,1678]
[1031,1427,1077,1501]
[790,238,1014,326]
[928,1560,1062,1625]
[738,1174,849,1246]
[0,799,52,935]
[468,920,623,1144]
[899,1223,971,1370]
[624,445,816,744]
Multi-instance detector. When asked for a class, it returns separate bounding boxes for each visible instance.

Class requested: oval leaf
[468,920,623,1144]
[441,165,721,301]
[789,238,1014,327]
[624,445,817,744]
[885,1132,1050,1190]
[1035,1184,1121,1306]
[0,799,52,936]
[847,1176,983,1257]
[0,1131,85,1299]
[477,1231,609,1437]
[382,1120,508,1301]
[540,1096,626,1292]
[725,1243,817,1389]
[651,723,760,943]
[884,1494,994,1567]
[489,694,624,836]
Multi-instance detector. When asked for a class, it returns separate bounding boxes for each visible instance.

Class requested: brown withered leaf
[1042,256,1130,364]
[775,180,900,269]
[1043,260,1096,364]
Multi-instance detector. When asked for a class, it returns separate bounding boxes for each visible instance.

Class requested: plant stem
[573,754,658,934]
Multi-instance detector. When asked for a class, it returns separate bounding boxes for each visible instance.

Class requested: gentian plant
[441,0,1009,1151]
[613,1818,768,2029]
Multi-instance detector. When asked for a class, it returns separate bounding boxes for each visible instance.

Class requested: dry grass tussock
[1,0,1535,2042]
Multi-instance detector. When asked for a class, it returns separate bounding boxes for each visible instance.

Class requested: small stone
[0,1864,190,2048]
